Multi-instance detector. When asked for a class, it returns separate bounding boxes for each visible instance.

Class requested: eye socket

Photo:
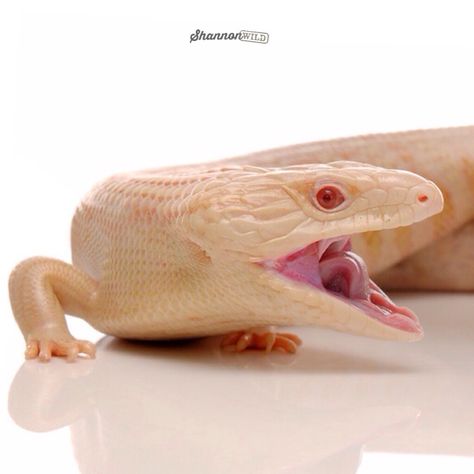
[314,185,346,211]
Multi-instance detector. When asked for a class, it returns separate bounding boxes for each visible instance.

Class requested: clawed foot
[221,329,302,353]
[25,334,96,362]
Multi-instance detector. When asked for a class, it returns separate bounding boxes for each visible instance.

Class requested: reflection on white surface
[7,293,474,474]
[359,453,474,474]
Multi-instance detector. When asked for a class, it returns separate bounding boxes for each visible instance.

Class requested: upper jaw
[258,235,423,336]
[248,180,443,262]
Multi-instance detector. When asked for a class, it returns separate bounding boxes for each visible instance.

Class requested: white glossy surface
[3,2,474,472]
[2,293,474,474]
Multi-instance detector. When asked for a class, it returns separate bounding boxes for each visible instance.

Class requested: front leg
[221,326,302,353]
[9,257,98,361]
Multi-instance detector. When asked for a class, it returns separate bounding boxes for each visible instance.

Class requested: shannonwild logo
[189,29,269,44]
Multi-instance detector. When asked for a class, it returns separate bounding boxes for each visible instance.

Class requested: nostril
[417,194,428,203]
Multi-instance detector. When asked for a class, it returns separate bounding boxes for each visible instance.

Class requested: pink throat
[260,236,423,334]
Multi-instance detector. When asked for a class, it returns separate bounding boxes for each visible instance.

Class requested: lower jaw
[347,280,423,334]
[259,236,423,336]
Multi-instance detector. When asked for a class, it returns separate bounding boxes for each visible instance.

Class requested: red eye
[315,185,345,210]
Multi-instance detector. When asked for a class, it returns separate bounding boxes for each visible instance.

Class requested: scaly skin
[10,126,474,362]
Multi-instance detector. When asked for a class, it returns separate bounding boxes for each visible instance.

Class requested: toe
[236,333,253,352]
[279,333,302,346]
[78,340,96,359]
[221,331,244,348]
[274,336,298,353]
[38,341,53,362]
[66,344,80,362]
[25,340,39,359]
[264,332,277,352]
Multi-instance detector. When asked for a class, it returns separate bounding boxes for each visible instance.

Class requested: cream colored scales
[10,127,474,361]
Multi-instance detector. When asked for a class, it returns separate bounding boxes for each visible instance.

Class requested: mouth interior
[261,236,422,334]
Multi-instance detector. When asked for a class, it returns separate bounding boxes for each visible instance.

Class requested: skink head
[187,161,443,261]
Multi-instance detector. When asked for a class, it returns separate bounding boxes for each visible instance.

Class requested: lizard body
[9,126,474,361]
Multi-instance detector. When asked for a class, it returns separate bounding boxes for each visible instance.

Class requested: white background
[1,1,474,473]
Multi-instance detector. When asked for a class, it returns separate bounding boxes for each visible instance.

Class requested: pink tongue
[319,251,370,299]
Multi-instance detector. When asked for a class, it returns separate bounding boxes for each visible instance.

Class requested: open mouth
[260,236,423,335]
